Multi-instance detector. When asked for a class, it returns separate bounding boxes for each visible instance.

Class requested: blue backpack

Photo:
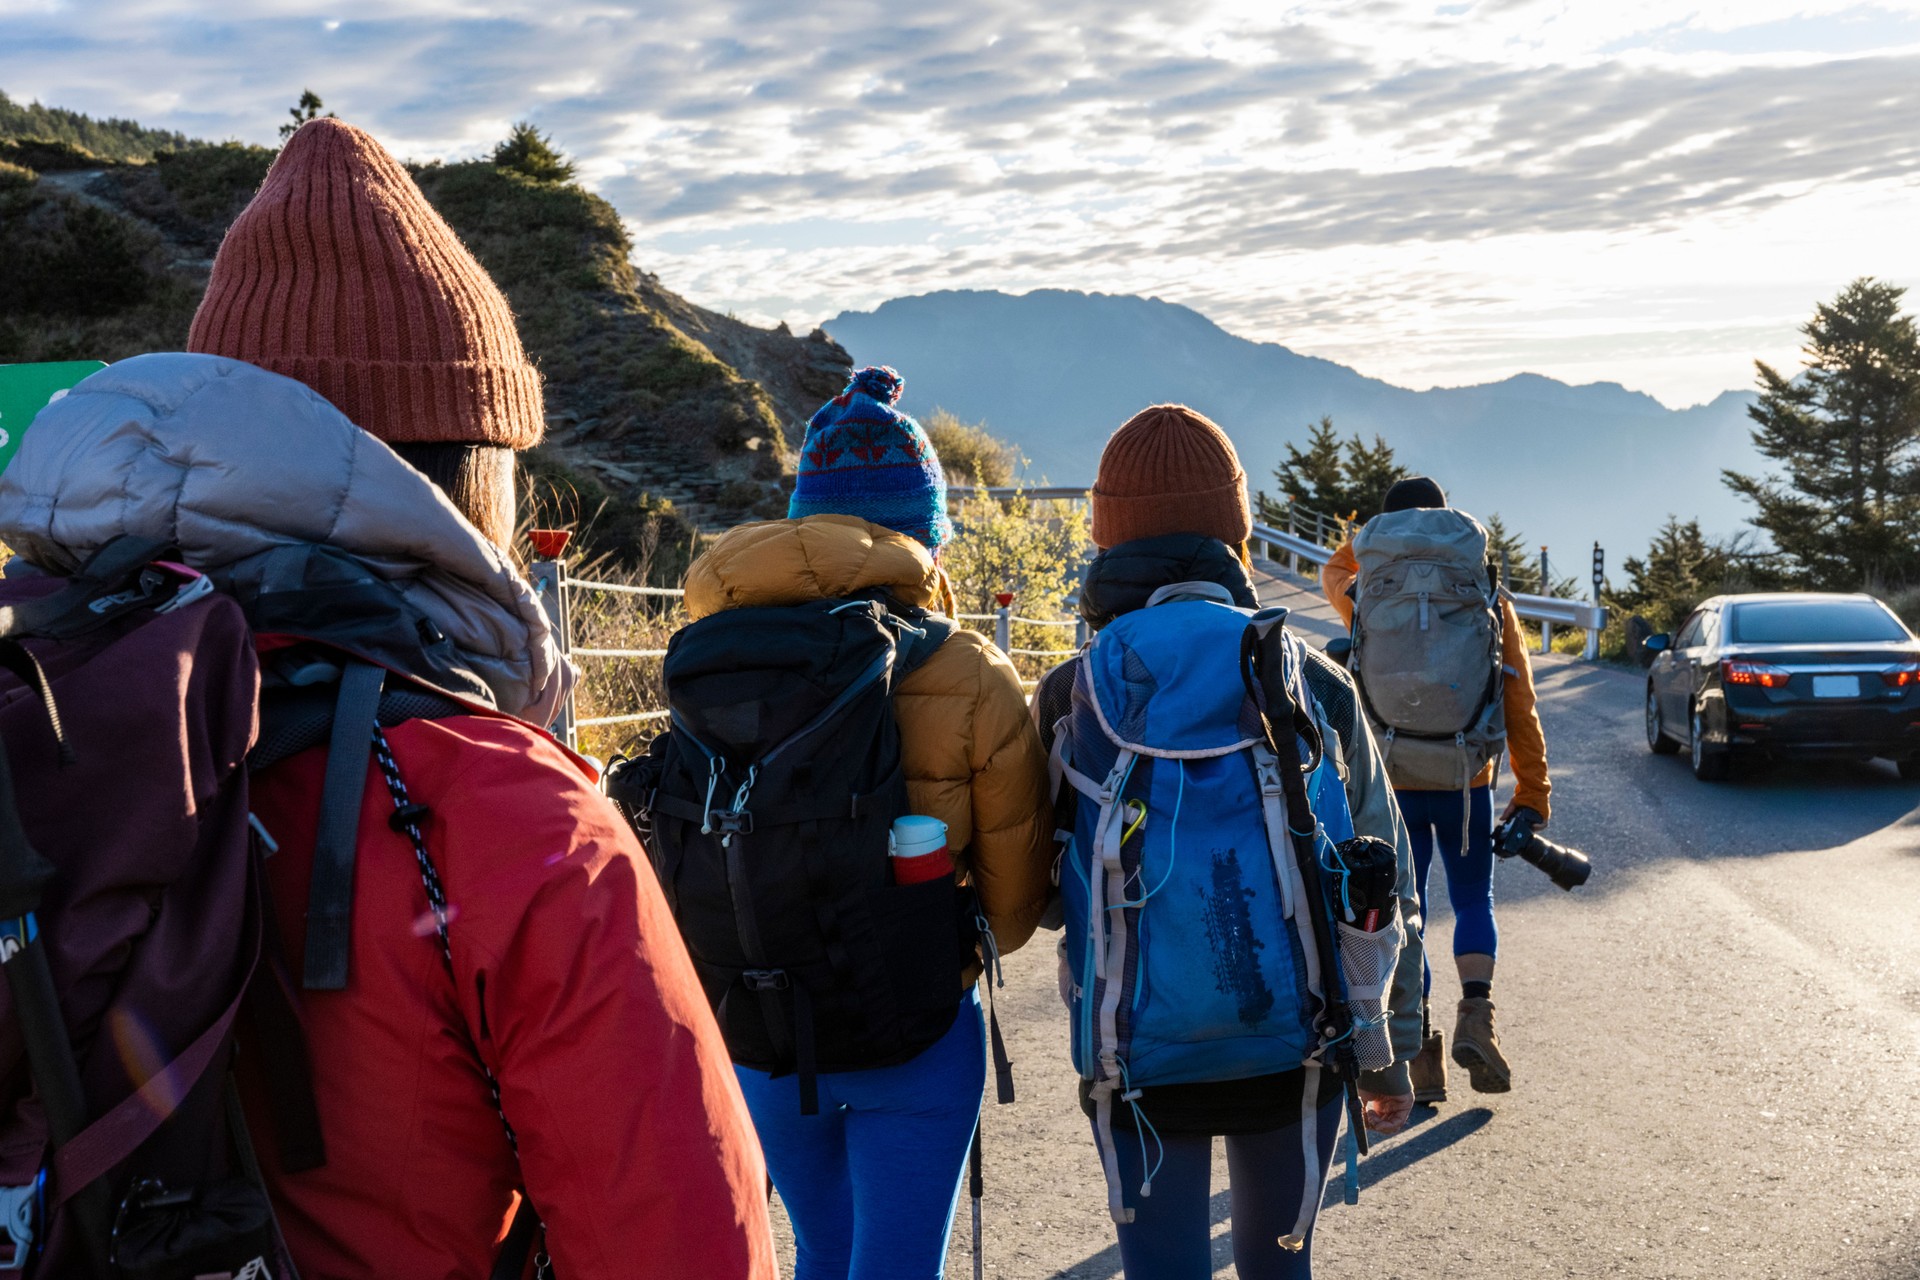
[1052,596,1357,1231]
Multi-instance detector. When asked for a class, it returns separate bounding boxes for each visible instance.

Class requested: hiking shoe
[1451,997,1512,1093]
[1411,1029,1448,1104]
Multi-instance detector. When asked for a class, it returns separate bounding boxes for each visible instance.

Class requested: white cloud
[4,0,1920,402]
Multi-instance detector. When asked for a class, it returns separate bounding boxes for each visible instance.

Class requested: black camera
[1491,809,1591,891]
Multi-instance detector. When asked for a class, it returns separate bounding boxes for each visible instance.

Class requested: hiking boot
[1411,1029,1448,1105]
[1451,997,1512,1093]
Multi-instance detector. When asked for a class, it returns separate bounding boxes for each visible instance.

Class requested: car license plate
[1813,675,1860,699]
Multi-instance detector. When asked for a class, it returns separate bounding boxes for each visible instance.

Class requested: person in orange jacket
[1321,476,1550,1102]
[1,118,777,1279]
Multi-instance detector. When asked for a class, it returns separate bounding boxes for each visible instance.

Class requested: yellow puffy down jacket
[682,515,1056,959]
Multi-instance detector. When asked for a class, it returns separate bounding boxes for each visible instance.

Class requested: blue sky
[5,0,1920,405]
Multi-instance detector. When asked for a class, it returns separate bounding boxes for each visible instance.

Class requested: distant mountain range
[826,289,1764,567]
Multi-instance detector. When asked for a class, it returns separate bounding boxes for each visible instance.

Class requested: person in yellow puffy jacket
[1322,476,1551,1103]
[680,365,1054,1280]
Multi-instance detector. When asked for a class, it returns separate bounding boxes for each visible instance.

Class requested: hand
[1498,801,1544,828]
[1360,1090,1413,1136]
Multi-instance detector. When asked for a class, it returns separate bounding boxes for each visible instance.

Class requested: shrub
[924,408,1020,488]
[0,160,34,192]
[155,142,274,224]
[0,187,162,316]
[943,488,1091,684]
[0,136,104,172]
[492,122,577,184]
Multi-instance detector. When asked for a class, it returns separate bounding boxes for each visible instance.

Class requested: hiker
[1033,405,1422,1279]
[1321,475,1551,1100]
[614,365,1054,1280]
[0,118,774,1278]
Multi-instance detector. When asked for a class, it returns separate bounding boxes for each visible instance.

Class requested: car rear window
[1728,600,1909,644]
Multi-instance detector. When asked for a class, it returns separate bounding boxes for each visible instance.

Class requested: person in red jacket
[42,117,772,1278]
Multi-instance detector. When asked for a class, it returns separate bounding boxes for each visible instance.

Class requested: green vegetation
[1725,277,1920,590]
[1258,415,1409,525]
[279,90,334,141]
[924,408,1021,487]
[155,142,274,223]
[0,90,192,163]
[944,487,1091,681]
[492,122,577,183]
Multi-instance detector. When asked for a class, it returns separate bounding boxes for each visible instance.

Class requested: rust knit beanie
[189,117,544,449]
[1090,404,1250,549]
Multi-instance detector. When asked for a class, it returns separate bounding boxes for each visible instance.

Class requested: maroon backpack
[0,537,547,1280]
[0,537,286,1279]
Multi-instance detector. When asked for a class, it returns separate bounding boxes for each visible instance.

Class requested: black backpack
[607,595,979,1114]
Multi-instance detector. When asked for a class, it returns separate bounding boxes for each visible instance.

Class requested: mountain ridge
[825,288,1762,561]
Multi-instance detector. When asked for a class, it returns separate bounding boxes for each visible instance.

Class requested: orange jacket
[1322,540,1551,820]
[242,714,775,1280]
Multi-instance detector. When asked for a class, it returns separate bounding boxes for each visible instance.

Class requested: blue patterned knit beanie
[789,365,953,548]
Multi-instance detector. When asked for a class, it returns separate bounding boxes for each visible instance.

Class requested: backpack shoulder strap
[303,661,386,992]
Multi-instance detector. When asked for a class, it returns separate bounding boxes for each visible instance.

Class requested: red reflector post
[527,528,573,560]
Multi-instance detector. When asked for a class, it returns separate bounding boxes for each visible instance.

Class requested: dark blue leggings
[1396,785,1498,992]
[736,992,984,1280]
[1102,1090,1343,1279]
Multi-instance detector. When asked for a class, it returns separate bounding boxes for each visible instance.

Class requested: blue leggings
[735,991,984,1280]
[1103,1090,1344,1279]
[1396,786,1498,991]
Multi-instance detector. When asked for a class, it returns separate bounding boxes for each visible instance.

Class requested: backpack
[606,595,988,1116]
[1348,507,1506,792]
[1051,595,1396,1235]
[0,537,545,1280]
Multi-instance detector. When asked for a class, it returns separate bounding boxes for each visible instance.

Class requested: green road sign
[0,361,105,475]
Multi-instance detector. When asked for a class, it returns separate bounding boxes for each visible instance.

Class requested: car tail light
[1722,659,1790,688]
[1881,663,1920,687]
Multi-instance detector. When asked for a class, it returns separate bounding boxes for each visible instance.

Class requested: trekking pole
[969,1125,984,1280]
[0,738,114,1277]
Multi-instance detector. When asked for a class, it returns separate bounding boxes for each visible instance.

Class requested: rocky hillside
[0,99,851,558]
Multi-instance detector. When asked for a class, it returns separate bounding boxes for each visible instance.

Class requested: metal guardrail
[530,500,1611,747]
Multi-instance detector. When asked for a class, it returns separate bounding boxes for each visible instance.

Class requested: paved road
[776,576,1920,1278]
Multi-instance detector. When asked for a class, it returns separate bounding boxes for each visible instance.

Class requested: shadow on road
[1045,1109,1497,1280]
[1319,1106,1495,1208]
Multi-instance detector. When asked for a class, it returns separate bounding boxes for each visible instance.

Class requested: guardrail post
[994,592,1013,656]
[528,542,577,751]
[1285,505,1300,575]
[1537,546,1553,655]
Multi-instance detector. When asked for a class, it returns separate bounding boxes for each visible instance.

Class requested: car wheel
[1646,686,1679,754]
[1691,706,1731,781]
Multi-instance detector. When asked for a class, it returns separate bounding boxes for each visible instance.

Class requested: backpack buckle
[708,809,754,836]
[742,968,789,991]
[0,1178,36,1270]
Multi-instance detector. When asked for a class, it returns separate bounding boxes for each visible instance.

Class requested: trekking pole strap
[303,662,386,991]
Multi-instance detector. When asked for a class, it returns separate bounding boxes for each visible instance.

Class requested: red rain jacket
[239,711,774,1279]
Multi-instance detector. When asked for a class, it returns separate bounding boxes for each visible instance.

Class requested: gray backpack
[1348,507,1506,791]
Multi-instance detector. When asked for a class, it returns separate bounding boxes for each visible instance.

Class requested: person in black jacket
[1032,404,1422,1280]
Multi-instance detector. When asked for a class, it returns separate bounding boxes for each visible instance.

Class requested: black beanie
[1382,476,1446,513]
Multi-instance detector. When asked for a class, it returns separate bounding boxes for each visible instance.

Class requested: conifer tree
[1724,278,1920,587]
[1270,416,1346,514]
[492,122,577,183]
[279,90,333,141]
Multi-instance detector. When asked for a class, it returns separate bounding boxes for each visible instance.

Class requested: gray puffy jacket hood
[0,353,569,724]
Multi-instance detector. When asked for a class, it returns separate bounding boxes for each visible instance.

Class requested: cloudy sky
[6,0,1920,405]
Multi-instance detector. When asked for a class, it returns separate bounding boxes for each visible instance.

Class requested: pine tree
[492,122,577,183]
[279,90,333,141]
[1724,278,1920,587]
[1343,433,1410,517]
[1270,416,1347,514]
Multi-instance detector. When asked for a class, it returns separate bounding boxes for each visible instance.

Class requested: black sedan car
[1644,592,1920,781]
